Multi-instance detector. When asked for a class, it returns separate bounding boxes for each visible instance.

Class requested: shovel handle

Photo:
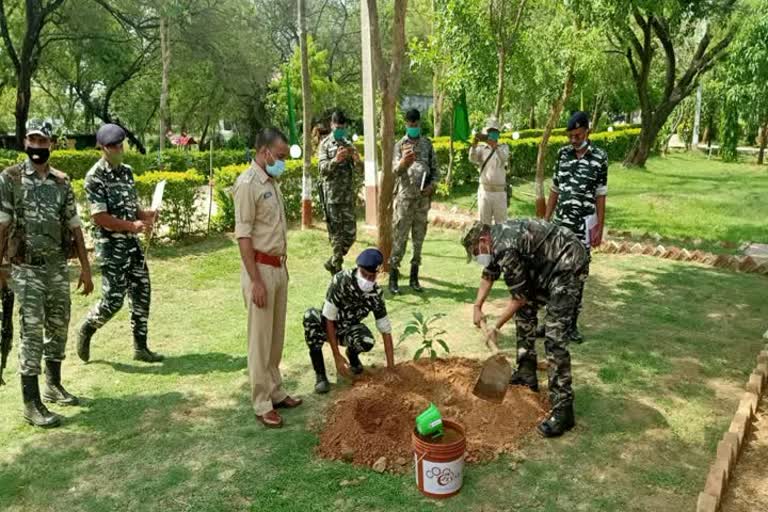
[478,318,500,353]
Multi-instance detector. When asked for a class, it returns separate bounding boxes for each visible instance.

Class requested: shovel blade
[472,354,512,403]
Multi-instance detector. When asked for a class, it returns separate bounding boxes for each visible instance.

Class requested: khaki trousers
[241,263,288,416]
[478,189,508,225]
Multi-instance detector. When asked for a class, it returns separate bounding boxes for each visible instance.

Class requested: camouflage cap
[26,119,52,139]
[461,221,489,262]
[96,123,126,146]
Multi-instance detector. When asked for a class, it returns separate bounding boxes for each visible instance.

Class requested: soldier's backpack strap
[479,146,497,178]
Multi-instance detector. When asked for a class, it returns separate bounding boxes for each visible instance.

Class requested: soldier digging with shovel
[462,219,588,437]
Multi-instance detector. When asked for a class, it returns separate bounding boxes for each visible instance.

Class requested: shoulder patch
[49,168,70,184]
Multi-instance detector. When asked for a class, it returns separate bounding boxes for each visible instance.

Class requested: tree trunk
[377,93,397,263]
[759,118,768,166]
[446,107,454,188]
[433,73,445,137]
[535,67,574,217]
[625,115,664,166]
[494,46,505,122]
[159,15,171,154]
[14,69,31,150]
[528,106,536,129]
[298,0,313,228]
[590,93,604,130]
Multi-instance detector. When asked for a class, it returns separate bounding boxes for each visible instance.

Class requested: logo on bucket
[417,456,464,495]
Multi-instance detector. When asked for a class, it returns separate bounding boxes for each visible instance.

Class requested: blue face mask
[265,150,286,177]
[406,126,421,138]
[487,131,500,141]
[333,128,347,141]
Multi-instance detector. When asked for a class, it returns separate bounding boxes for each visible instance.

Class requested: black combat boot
[509,359,539,392]
[409,264,423,293]
[43,361,79,406]
[346,347,364,375]
[388,268,400,295]
[21,375,61,428]
[133,335,164,363]
[537,403,576,438]
[310,348,330,394]
[77,322,97,363]
[567,325,585,344]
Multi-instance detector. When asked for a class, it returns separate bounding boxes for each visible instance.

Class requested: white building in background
[401,95,433,114]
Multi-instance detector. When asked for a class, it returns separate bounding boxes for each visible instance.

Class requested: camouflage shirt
[0,160,80,259]
[317,135,360,205]
[320,269,392,334]
[551,143,608,238]
[392,136,439,200]
[482,219,588,301]
[84,158,140,246]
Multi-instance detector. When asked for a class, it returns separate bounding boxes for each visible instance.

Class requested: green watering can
[415,403,444,438]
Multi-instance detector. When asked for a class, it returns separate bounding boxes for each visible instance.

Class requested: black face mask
[26,147,50,165]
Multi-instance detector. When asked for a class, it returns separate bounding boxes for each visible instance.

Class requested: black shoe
[509,370,539,392]
[42,361,79,406]
[309,348,331,394]
[388,268,400,295]
[346,347,364,375]
[535,325,546,338]
[21,375,61,428]
[537,403,575,438]
[133,335,164,363]
[133,348,164,363]
[77,322,97,363]
[567,328,585,344]
[409,264,423,293]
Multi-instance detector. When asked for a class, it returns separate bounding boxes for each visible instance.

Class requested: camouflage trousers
[389,195,430,271]
[326,203,356,271]
[11,258,71,376]
[82,240,151,341]
[514,265,588,409]
[303,307,375,353]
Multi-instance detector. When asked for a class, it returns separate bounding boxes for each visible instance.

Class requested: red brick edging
[696,343,768,511]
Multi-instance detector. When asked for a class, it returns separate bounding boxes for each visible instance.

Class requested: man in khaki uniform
[469,119,509,225]
[234,128,302,428]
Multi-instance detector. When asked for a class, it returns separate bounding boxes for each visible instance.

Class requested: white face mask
[356,270,375,292]
[475,253,492,267]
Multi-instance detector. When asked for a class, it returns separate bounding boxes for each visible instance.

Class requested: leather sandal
[256,410,283,428]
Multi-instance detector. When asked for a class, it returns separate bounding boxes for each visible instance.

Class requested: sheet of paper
[584,213,599,247]
[420,171,427,191]
[151,180,167,211]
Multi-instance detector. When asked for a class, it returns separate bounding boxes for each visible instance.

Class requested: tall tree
[298,0,313,227]
[0,0,67,149]
[489,0,527,122]
[722,0,768,164]
[366,0,408,262]
[606,0,740,166]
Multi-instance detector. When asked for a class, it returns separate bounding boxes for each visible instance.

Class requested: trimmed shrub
[72,170,206,240]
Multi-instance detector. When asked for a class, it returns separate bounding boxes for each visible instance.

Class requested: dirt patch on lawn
[316,357,548,473]
[720,397,768,512]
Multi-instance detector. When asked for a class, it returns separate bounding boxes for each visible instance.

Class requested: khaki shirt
[469,143,509,188]
[233,161,287,256]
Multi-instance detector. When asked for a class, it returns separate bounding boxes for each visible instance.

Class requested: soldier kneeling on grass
[462,219,588,437]
[303,248,395,394]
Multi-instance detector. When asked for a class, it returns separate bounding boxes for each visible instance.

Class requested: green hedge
[212,161,364,231]
[73,169,206,239]
[434,128,641,188]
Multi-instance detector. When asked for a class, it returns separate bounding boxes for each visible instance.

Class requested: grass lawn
[0,223,766,511]
[439,152,768,251]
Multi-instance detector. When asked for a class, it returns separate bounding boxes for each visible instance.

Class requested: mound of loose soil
[316,357,548,472]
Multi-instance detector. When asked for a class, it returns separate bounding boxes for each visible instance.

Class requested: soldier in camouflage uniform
[318,111,361,276]
[462,219,589,437]
[0,121,93,428]
[544,112,608,343]
[389,109,439,295]
[76,124,164,364]
[303,248,394,394]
